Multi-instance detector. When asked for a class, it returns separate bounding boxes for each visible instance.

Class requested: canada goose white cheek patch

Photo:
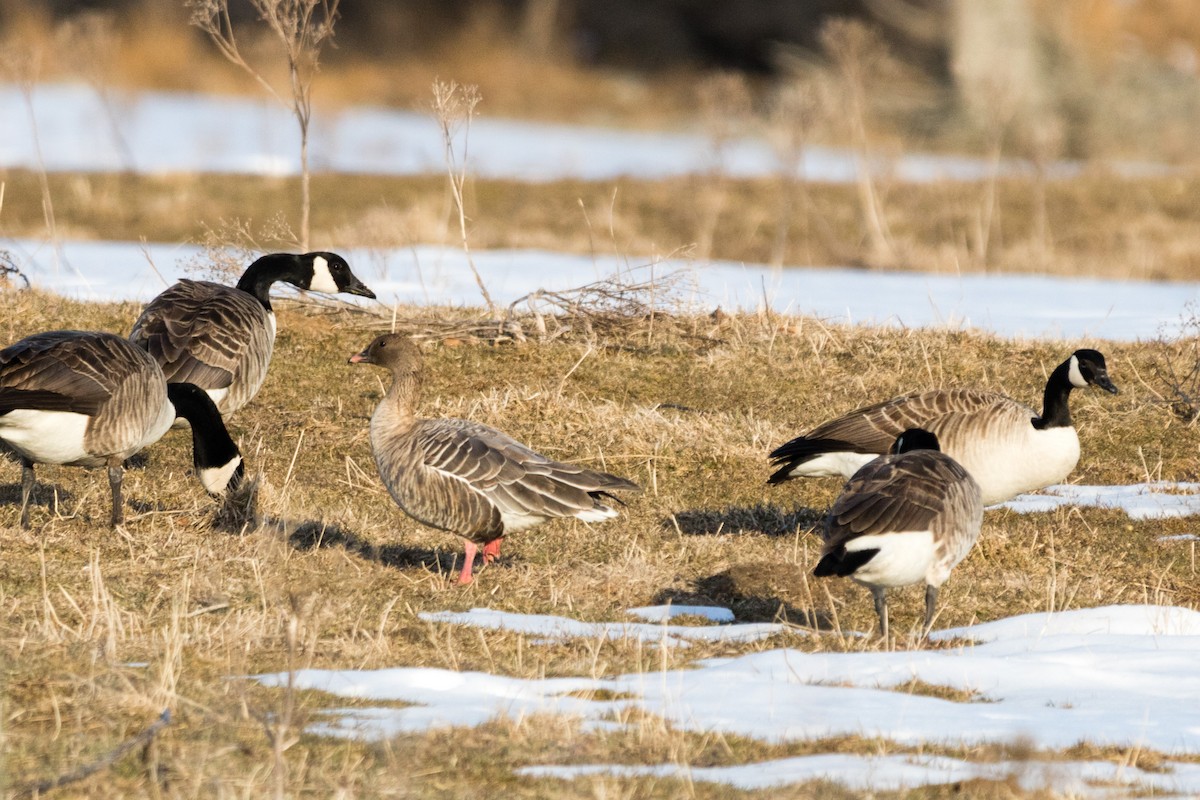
[200,455,243,495]
[1068,355,1088,388]
[307,256,340,294]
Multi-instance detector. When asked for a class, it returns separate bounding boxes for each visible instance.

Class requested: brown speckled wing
[377,418,638,541]
[808,389,1026,453]
[824,450,974,547]
[0,331,168,458]
[0,331,132,414]
[130,280,273,413]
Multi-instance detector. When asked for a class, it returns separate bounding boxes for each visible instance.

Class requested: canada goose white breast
[0,410,94,465]
[932,401,1080,506]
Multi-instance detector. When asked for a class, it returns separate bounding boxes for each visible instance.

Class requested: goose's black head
[891,428,941,455]
[1068,349,1119,394]
[236,252,376,307]
[298,252,376,298]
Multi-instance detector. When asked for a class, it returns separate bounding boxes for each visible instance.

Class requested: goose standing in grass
[815,428,983,639]
[769,349,1119,505]
[130,251,375,418]
[0,331,246,528]
[349,333,641,585]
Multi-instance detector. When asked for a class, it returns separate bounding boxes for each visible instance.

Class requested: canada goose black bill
[350,333,641,585]
[769,348,1118,506]
[130,251,375,418]
[814,428,983,639]
[0,331,246,528]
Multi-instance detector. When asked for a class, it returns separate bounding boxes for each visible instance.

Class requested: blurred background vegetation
[3,0,1200,161]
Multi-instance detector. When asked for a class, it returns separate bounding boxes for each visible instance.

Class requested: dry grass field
[1,284,1198,797]
[4,169,1200,281]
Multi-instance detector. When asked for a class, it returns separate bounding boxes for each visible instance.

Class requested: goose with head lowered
[815,428,983,639]
[130,251,375,418]
[0,331,246,528]
[769,349,1119,506]
[349,333,641,585]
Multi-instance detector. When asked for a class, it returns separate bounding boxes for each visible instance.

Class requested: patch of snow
[626,605,735,623]
[417,608,780,647]
[7,239,1198,343]
[518,755,1200,797]
[255,604,1200,761]
[1001,483,1200,520]
[1158,534,1200,542]
[3,83,1165,183]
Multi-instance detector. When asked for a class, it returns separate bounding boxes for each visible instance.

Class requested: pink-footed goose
[815,428,983,639]
[131,251,375,418]
[770,349,1118,506]
[349,333,641,584]
[0,330,246,528]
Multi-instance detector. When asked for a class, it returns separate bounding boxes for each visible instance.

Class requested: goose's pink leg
[482,537,504,564]
[458,540,478,585]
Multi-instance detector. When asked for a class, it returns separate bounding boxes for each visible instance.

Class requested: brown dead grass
[4,169,1200,281]
[0,290,1197,797]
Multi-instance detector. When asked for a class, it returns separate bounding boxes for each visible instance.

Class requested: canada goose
[0,330,246,528]
[349,333,641,584]
[769,349,1119,505]
[130,251,375,418]
[814,428,983,638]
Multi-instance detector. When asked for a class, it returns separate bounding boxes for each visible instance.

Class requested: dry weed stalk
[183,214,299,283]
[431,80,495,314]
[693,73,752,262]
[360,260,697,347]
[820,18,897,267]
[188,0,341,250]
[765,79,820,267]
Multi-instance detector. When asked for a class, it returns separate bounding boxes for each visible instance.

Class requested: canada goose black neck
[1034,349,1118,430]
[166,382,244,493]
[235,253,307,311]
[1034,359,1078,430]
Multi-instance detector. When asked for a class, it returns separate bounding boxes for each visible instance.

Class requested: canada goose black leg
[19,458,35,530]
[871,586,888,641]
[923,585,940,636]
[107,461,124,527]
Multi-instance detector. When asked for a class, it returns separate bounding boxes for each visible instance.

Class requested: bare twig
[431,80,495,315]
[187,0,341,250]
[0,250,32,290]
[11,710,171,798]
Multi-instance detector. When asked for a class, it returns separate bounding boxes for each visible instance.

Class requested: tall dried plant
[187,0,341,251]
[431,80,495,314]
[694,72,752,262]
[820,19,897,267]
[765,80,820,267]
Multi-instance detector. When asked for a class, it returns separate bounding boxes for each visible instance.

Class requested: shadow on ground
[655,564,834,629]
[0,481,75,520]
[287,519,471,578]
[665,503,822,537]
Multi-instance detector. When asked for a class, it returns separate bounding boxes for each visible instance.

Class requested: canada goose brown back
[815,428,983,639]
[349,333,641,584]
[130,252,374,417]
[770,349,1119,505]
[0,330,245,528]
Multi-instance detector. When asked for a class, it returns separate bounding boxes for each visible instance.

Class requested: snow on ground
[0,82,1137,182]
[7,238,1198,342]
[255,604,1200,796]
[417,607,781,647]
[519,756,1200,797]
[1002,483,1200,519]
